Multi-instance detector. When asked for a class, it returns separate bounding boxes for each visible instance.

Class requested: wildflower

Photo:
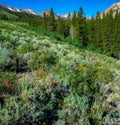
[4,79,9,86]
[4,79,15,92]
[66,103,70,107]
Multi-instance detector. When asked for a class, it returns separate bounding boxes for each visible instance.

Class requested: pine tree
[72,11,77,27]
[56,17,65,35]
[110,10,120,58]
[75,7,87,46]
[64,13,71,37]
[67,12,71,19]
[42,12,48,29]
[103,10,114,52]
[95,11,102,48]
[48,8,56,32]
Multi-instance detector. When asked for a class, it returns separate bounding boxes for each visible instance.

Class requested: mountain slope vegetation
[0,3,120,124]
[1,4,120,59]
[0,20,120,125]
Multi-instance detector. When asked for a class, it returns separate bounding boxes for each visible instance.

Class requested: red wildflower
[4,79,15,92]
[4,79,9,86]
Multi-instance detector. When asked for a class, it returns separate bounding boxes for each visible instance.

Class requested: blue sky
[0,0,119,16]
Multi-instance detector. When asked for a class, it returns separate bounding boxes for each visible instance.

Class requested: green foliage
[48,8,56,32]
[0,5,120,58]
[28,50,58,70]
[0,10,18,21]
[56,94,90,125]
[0,80,68,125]
[18,43,33,54]
[103,111,120,125]
[0,44,16,71]
[64,93,89,116]
[0,44,9,67]
[0,19,120,125]
[69,65,100,96]
[90,98,106,124]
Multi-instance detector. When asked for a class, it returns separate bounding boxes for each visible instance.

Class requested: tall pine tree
[48,8,56,32]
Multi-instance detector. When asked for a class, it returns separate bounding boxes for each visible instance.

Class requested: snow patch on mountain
[23,9,38,15]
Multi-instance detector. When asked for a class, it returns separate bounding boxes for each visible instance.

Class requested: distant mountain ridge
[0,4,21,12]
[0,4,69,19]
[0,4,38,15]
[23,9,38,15]
[1,2,120,19]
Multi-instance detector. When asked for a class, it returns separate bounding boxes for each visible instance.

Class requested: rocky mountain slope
[104,2,120,14]
[100,2,120,17]
[0,4,67,18]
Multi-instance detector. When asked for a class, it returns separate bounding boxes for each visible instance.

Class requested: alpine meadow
[0,1,120,125]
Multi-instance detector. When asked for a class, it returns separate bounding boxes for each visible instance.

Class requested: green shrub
[0,44,9,67]
[0,44,16,71]
[69,66,100,96]
[0,79,68,124]
[103,111,120,125]
[56,93,89,125]
[28,51,58,70]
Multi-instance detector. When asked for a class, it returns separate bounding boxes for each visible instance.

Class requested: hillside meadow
[0,20,120,124]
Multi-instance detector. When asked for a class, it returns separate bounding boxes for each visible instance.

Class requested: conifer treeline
[41,8,120,58]
[0,7,120,58]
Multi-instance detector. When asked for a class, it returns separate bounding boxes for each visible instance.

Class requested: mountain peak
[0,4,20,12]
[23,9,38,15]
[104,2,120,14]
[100,2,120,18]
